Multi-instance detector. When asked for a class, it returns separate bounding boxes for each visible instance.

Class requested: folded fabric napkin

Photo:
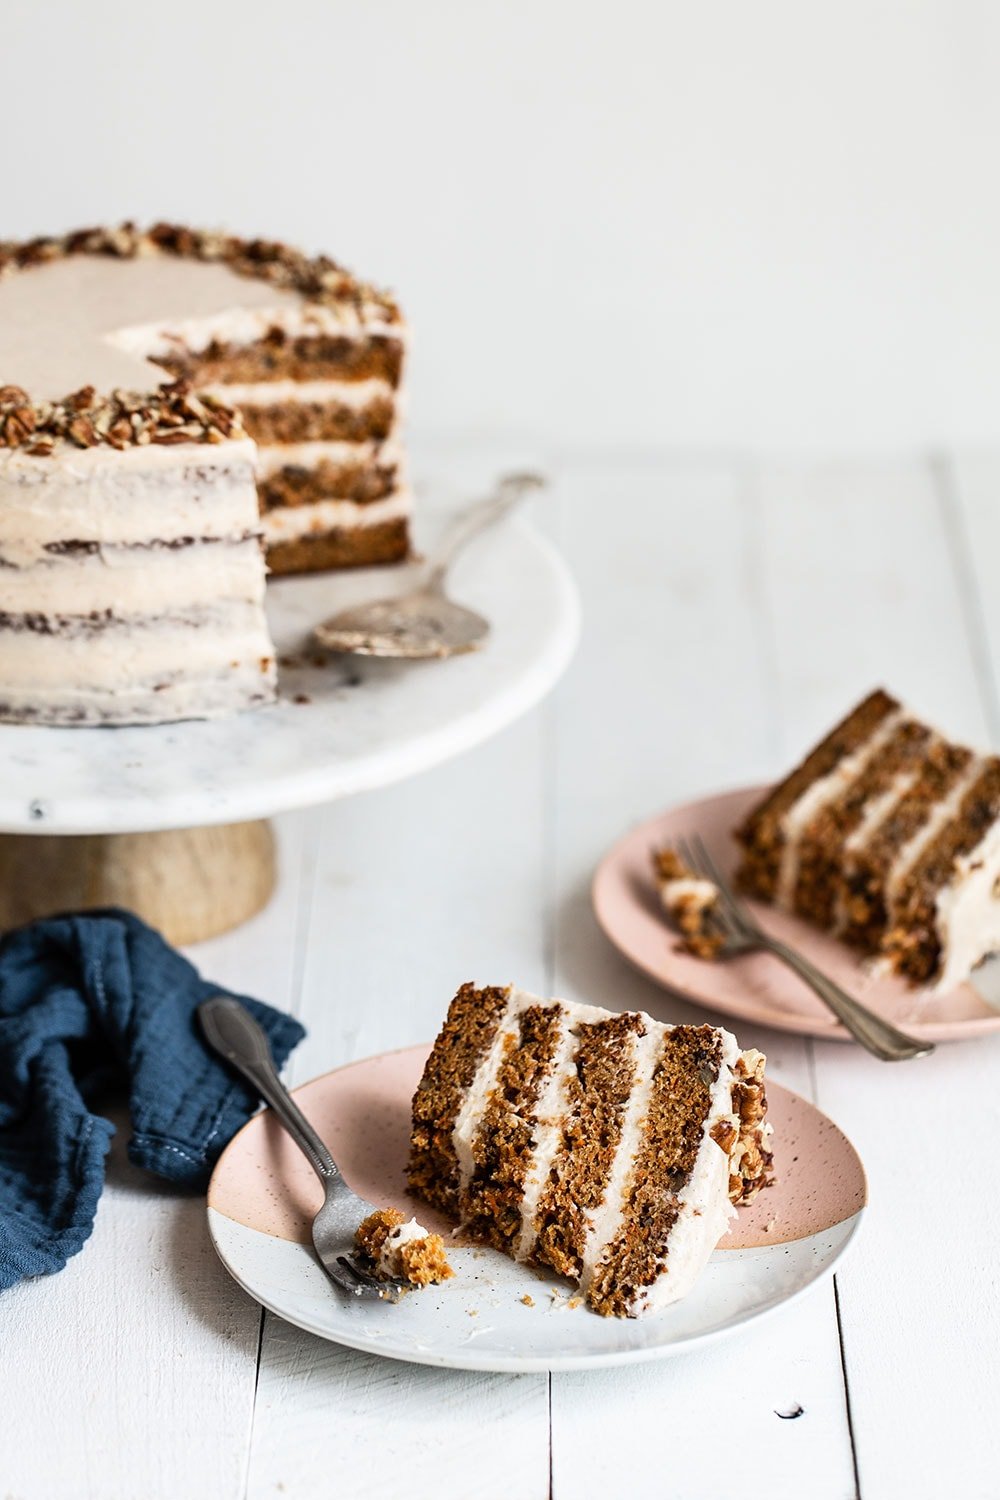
[0,907,305,1292]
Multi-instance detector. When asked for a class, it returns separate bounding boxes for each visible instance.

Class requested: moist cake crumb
[354,1208,453,1288]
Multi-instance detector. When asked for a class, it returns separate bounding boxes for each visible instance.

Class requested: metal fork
[674,835,934,1062]
[199,996,406,1301]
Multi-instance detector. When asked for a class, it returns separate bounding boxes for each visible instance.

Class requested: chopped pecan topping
[0,221,400,322]
[710,1119,739,1154]
[0,378,245,453]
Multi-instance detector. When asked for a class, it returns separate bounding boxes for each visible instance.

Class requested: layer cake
[737,687,1000,990]
[0,224,409,724]
[408,983,772,1317]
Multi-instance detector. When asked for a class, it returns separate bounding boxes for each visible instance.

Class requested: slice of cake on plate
[736,687,1000,990]
[408,983,772,1317]
[0,224,409,725]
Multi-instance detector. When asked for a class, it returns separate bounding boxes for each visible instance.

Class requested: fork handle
[198,996,339,1183]
[761,938,933,1061]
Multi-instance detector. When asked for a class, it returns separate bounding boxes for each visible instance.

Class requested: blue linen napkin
[0,907,305,1292]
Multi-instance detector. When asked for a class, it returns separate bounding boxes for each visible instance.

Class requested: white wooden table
[4,451,999,1499]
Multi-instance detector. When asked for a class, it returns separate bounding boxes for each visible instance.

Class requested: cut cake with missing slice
[407,983,772,1318]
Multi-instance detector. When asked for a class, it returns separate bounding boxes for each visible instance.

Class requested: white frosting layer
[0,660,275,726]
[205,377,396,407]
[659,875,718,912]
[254,439,401,479]
[450,987,754,1315]
[260,490,412,544]
[0,440,259,556]
[377,1218,435,1279]
[0,612,272,690]
[0,540,267,614]
[934,817,1000,990]
[116,300,404,364]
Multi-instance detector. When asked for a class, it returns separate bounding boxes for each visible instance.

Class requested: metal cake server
[313,470,546,658]
[198,995,406,1301]
[676,835,935,1063]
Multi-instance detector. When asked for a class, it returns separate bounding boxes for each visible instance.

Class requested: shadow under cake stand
[0,511,579,944]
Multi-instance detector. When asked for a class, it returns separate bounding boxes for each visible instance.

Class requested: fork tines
[336,1255,408,1300]
[675,834,763,941]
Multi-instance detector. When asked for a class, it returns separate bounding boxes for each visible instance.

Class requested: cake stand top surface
[0,508,579,834]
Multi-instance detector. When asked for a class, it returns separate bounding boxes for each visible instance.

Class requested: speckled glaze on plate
[593,785,1000,1044]
[207,1043,866,1373]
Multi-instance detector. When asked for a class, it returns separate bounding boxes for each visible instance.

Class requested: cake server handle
[198,996,339,1183]
[761,938,934,1061]
[424,471,546,591]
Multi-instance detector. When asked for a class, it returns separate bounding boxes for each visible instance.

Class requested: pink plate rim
[208,1043,868,1252]
[592,784,1000,1044]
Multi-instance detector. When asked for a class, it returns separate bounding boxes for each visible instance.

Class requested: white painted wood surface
[4,452,999,1499]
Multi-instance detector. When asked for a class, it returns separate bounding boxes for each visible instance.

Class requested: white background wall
[3,0,1000,453]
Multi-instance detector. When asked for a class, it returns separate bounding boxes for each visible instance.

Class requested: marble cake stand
[0,509,579,943]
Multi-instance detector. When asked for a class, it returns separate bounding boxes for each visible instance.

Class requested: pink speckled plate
[593,786,1000,1045]
[207,1043,865,1371]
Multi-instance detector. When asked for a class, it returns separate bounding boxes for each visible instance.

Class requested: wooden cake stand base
[0,821,276,946]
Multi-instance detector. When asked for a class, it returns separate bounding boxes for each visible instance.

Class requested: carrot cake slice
[736,687,1000,990]
[408,983,772,1318]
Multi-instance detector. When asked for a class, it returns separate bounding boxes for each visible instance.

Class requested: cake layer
[210,378,398,444]
[262,489,411,576]
[408,985,772,1317]
[156,333,404,389]
[256,442,401,510]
